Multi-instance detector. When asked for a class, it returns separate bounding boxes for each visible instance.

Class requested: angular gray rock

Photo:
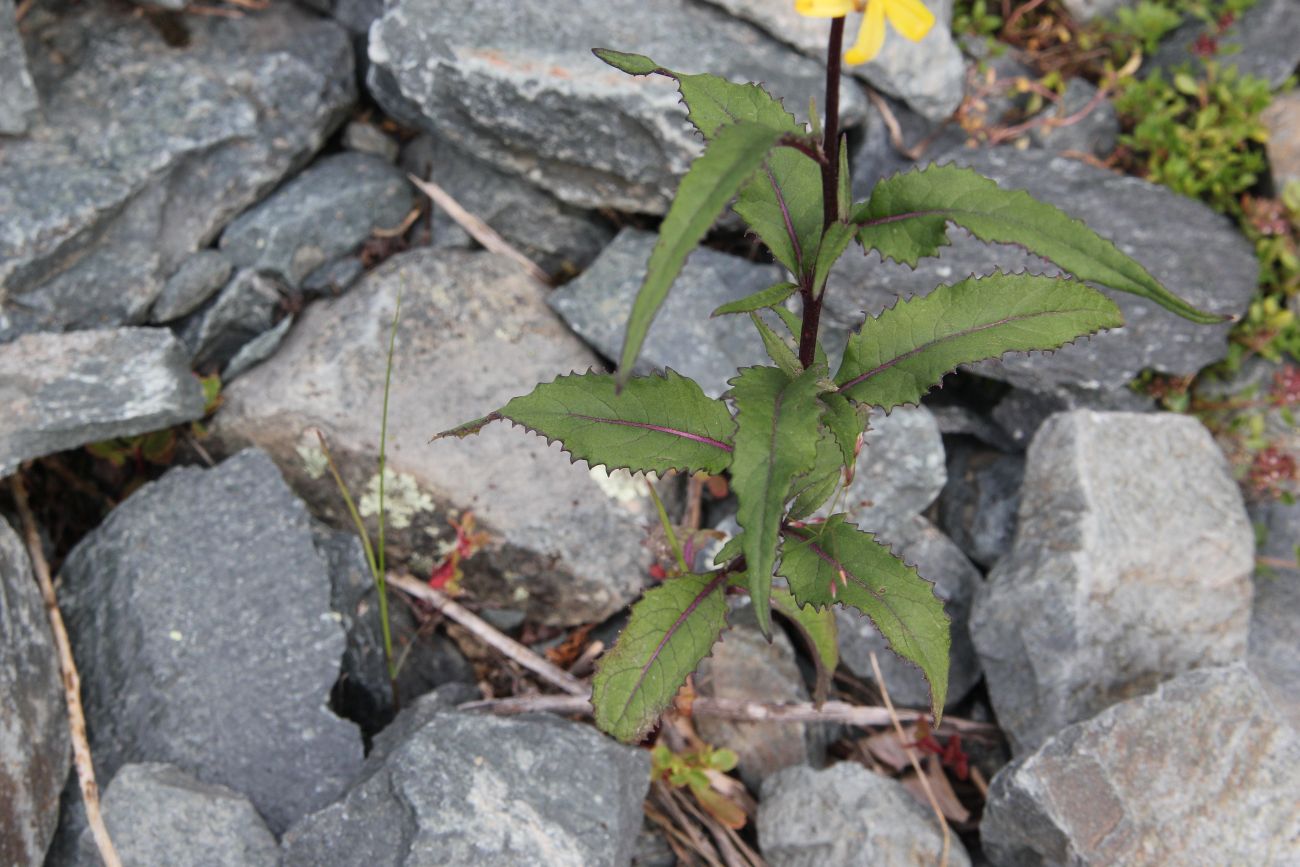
[71,764,279,867]
[150,250,234,324]
[989,382,1155,450]
[0,2,354,340]
[937,443,1024,568]
[221,313,294,382]
[548,228,779,397]
[211,249,654,626]
[1148,0,1300,91]
[342,120,400,163]
[367,0,865,213]
[970,411,1255,754]
[1,4,39,136]
[822,149,1257,400]
[850,93,966,199]
[698,0,965,121]
[0,517,69,867]
[0,328,205,478]
[178,269,287,371]
[281,701,650,867]
[1059,0,1131,21]
[696,600,821,789]
[1027,78,1118,156]
[219,152,413,289]
[316,525,474,735]
[1264,88,1300,192]
[758,762,972,867]
[401,134,615,277]
[835,516,983,710]
[59,450,363,833]
[981,665,1300,867]
[1247,497,1300,727]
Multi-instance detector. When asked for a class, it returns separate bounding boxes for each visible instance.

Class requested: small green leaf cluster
[439,45,1218,743]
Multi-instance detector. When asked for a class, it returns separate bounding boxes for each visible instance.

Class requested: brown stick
[387,572,587,696]
[10,475,122,867]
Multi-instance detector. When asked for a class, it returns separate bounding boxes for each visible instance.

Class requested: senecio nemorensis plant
[436,0,1224,741]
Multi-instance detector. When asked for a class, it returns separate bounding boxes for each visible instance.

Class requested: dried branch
[10,475,122,867]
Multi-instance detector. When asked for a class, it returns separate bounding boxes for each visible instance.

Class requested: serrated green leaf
[834,273,1124,409]
[735,148,825,276]
[592,571,730,741]
[730,365,825,637]
[779,515,950,720]
[750,312,802,377]
[786,432,843,521]
[433,370,736,475]
[819,392,867,468]
[618,122,783,387]
[853,164,1226,324]
[712,282,800,317]
[812,221,856,298]
[714,532,744,568]
[592,48,661,76]
[771,585,838,703]
[674,73,802,139]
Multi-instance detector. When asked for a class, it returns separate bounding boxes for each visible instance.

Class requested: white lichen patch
[588,467,655,512]
[359,467,434,529]
[296,432,330,480]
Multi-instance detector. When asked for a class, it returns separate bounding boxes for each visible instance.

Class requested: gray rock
[850,93,966,200]
[989,383,1155,450]
[696,600,821,789]
[1247,498,1300,727]
[0,328,205,478]
[0,517,68,866]
[220,153,412,289]
[969,411,1255,754]
[150,250,234,324]
[282,701,649,867]
[59,450,363,833]
[698,0,965,122]
[0,1,354,340]
[179,269,287,371]
[825,405,946,534]
[331,0,385,35]
[302,256,365,297]
[928,403,1017,452]
[758,762,971,867]
[366,0,865,213]
[401,134,615,277]
[0,4,39,135]
[822,149,1256,399]
[549,228,780,397]
[316,525,474,735]
[342,120,400,163]
[1027,78,1118,156]
[937,442,1024,567]
[1148,0,1300,91]
[835,516,982,710]
[211,249,654,626]
[1059,0,1132,21]
[981,665,1300,867]
[71,764,279,867]
[221,313,294,382]
[1264,88,1300,192]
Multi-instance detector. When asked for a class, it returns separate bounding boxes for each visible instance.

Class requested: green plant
[87,373,223,470]
[651,743,747,828]
[437,8,1219,742]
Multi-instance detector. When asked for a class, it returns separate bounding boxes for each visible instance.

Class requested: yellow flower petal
[884,0,936,43]
[794,0,855,17]
[844,0,886,64]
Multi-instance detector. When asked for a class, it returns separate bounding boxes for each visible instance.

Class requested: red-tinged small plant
[436,2,1222,741]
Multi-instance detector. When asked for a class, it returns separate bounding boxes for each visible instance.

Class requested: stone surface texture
[981,665,1300,867]
[758,762,972,867]
[1149,0,1300,91]
[401,134,615,277]
[0,1,354,339]
[822,149,1257,400]
[219,152,413,289]
[0,517,69,867]
[548,228,779,397]
[1027,78,1118,156]
[1,4,39,135]
[1247,497,1300,727]
[698,0,965,121]
[59,450,362,833]
[282,701,650,867]
[150,250,234,324]
[179,269,287,371]
[211,249,654,626]
[835,516,983,710]
[969,411,1255,754]
[1264,88,1300,192]
[937,443,1024,567]
[70,763,279,867]
[366,0,864,213]
[0,327,206,478]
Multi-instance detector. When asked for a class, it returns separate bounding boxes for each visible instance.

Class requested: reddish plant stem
[800,16,845,369]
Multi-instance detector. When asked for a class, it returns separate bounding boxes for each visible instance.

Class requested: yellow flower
[794,0,936,65]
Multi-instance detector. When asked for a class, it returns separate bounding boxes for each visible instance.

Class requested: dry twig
[10,475,122,867]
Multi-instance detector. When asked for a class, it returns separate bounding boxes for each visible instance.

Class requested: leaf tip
[430,413,501,442]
